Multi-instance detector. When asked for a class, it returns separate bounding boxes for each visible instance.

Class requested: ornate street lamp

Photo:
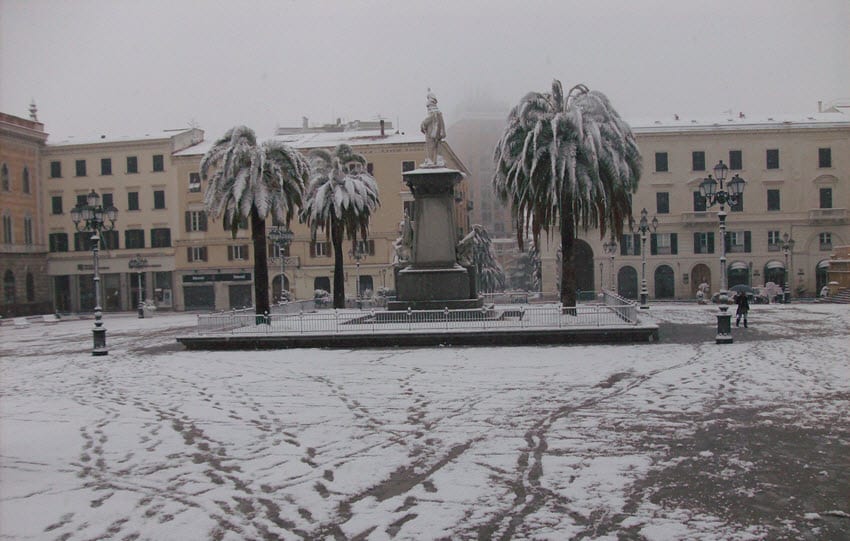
[781,232,795,303]
[348,242,366,300]
[630,208,658,309]
[602,238,618,292]
[700,160,746,344]
[70,189,118,355]
[268,227,294,302]
[128,255,149,318]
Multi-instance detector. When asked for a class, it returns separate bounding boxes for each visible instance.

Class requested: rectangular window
[692,151,705,171]
[75,159,87,177]
[818,148,831,168]
[311,241,331,257]
[187,246,208,262]
[189,172,201,192]
[227,245,249,261]
[102,230,119,250]
[127,156,138,174]
[693,191,707,212]
[51,195,63,215]
[125,229,145,249]
[153,190,166,209]
[767,189,780,211]
[819,187,833,209]
[76,194,88,207]
[402,161,415,173]
[152,154,164,172]
[767,230,781,251]
[729,150,743,170]
[353,239,376,256]
[766,149,780,170]
[654,152,668,172]
[693,232,714,254]
[101,158,112,176]
[650,232,677,255]
[102,193,114,209]
[726,231,751,253]
[819,232,832,251]
[24,216,33,245]
[656,192,670,214]
[128,191,139,211]
[730,194,743,212]
[74,231,91,251]
[50,161,62,178]
[2,215,12,244]
[150,228,171,248]
[185,210,208,232]
[49,232,68,252]
[620,234,640,256]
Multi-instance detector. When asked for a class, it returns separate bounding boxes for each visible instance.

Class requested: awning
[729,262,749,271]
[765,261,785,270]
[817,260,830,269]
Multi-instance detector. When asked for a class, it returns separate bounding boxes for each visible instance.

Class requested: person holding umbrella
[735,289,750,328]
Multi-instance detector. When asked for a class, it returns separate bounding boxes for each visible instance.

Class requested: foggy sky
[2,0,848,141]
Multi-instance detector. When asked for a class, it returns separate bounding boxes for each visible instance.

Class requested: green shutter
[708,232,715,254]
[744,231,752,252]
[671,233,678,255]
[650,233,657,255]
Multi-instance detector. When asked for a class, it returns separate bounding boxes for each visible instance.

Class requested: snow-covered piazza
[1,304,848,540]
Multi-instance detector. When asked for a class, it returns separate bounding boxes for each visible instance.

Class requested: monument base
[389,265,484,311]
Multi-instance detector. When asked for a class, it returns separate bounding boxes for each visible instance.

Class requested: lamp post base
[137,302,145,318]
[639,292,649,309]
[92,327,109,356]
[715,306,733,344]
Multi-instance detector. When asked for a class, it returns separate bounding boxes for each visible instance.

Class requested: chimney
[302,116,308,129]
[380,119,385,136]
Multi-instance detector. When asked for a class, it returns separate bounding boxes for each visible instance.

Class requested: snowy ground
[1,304,848,540]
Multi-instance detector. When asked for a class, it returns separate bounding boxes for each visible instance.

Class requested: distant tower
[28,100,38,121]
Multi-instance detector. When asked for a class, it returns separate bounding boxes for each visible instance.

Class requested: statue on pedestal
[420,89,446,167]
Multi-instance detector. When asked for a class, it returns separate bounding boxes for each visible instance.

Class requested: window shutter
[200,212,208,231]
[200,247,208,261]
[310,242,316,257]
[744,231,752,253]
[185,211,191,232]
[693,191,706,212]
[670,233,678,255]
[634,234,641,256]
[650,233,657,255]
[620,235,628,256]
[693,233,701,254]
[227,246,234,261]
[707,232,715,254]
[187,247,194,262]
[243,245,250,260]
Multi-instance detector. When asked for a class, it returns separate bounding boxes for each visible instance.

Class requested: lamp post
[71,189,118,356]
[267,227,294,302]
[781,232,795,303]
[700,160,746,344]
[348,242,366,300]
[603,238,618,292]
[630,208,658,309]
[128,255,148,318]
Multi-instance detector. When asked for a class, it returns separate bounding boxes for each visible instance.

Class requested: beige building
[40,129,203,313]
[0,110,50,317]
[171,123,470,311]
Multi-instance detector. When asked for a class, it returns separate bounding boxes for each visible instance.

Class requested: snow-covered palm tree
[493,80,641,307]
[201,126,309,316]
[301,145,380,309]
[460,225,506,293]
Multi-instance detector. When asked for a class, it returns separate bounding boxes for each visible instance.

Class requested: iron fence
[195,300,638,336]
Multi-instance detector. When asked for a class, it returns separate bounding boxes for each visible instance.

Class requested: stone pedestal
[389,167,483,311]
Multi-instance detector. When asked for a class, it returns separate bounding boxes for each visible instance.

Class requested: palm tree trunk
[560,202,577,309]
[251,207,270,316]
[331,223,345,309]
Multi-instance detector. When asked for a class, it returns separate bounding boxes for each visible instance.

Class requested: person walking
[735,290,750,328]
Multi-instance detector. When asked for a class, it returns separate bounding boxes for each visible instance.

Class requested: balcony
[680,211,717,226]
[808,208,847,225]
[271,255,300,268]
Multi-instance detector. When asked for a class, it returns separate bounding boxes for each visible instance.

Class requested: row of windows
[619,231,833,255]
[49,155,165,178]
[1,214,35,245]
[1,163,31,193]
[186,245,250,262]
[48,229,172,251]
[652,187,834,214]
[50,189,167,214]
[653,147,832,173]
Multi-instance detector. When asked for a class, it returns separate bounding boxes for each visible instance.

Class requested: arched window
[22,167,30,194]
[26,272,35,302]
[2,212,12,244]
[3,269,15,304]
[0,164,9,191]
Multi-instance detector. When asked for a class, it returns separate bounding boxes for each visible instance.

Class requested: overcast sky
[2,0,848,141]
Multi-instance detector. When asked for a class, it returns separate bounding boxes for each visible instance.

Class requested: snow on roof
[48,129,191,147]
[629,111,850,133]
[174,129,424,157]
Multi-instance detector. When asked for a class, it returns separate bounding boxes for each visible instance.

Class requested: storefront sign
[182,272,252,284]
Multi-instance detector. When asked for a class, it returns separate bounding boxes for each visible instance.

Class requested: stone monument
[388,91,484,311]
